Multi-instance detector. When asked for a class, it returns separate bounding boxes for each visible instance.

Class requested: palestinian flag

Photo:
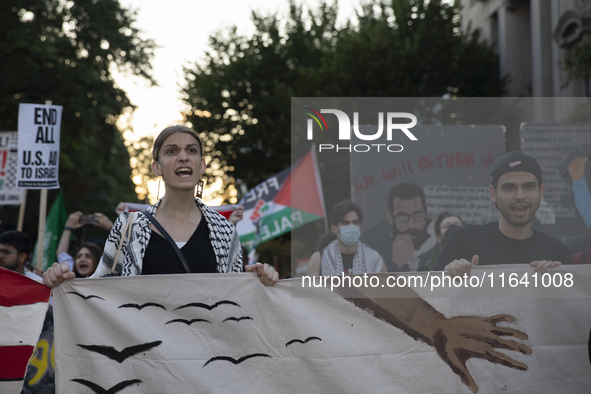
[0,268,50,394]
[237,147,326,251]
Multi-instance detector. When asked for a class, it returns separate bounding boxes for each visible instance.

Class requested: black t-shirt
[142,218,217,275]
[319,251,355,275]
[434,221,573,271]
[342,252,355,274]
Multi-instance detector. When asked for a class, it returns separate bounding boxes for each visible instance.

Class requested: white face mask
[338,224,360,246]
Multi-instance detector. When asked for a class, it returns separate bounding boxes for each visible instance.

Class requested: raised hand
[444,255,479,277]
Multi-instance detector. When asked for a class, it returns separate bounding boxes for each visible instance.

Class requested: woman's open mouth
[175,167,193,178]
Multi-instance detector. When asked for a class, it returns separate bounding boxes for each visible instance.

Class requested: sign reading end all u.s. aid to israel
[17,103,62,189]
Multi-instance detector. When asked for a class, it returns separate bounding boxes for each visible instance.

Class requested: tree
[315,0,504,97]
[181,0,504,201]
[0,0,155,237]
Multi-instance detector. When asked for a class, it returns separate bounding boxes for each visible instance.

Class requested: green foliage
[0,0,155,234]
[564,42,591,81]
[181,0,504,199]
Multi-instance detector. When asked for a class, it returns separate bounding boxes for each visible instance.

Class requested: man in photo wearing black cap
[433,151,573,275]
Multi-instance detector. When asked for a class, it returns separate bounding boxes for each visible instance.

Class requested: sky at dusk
[115,0,359,143]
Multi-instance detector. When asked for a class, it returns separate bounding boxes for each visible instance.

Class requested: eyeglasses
[0,248,17,256]
[393,211,426,224]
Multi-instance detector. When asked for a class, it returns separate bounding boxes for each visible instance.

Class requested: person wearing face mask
[307,201,386,276]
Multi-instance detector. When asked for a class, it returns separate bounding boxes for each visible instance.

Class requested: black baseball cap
[490,151,543,185]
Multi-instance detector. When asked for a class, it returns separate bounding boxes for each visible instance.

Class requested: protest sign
[17,104,62,189]
[0,131,26,205]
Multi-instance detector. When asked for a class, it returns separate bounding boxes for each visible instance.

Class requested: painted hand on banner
[337,283,532,394]
[391,234,415,268]
[432,314,531,393]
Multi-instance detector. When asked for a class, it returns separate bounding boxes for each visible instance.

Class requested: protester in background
[0,230,41,282]
[307,201,385,276]
[423,212,464,271]
[435,152,572,276]
[69,243,102,278]
[56,211,112,274]
[44,125,277,287]
[362,183,436,272]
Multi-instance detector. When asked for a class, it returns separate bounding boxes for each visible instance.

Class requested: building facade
[460,0,591,100]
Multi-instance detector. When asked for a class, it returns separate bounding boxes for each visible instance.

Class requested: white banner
[0,132,26,205]
[17,104,62,189]
[54,266,591,393]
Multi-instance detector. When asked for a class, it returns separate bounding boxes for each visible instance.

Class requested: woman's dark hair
[434,211,463,237]
[152,125,204,161]
[329,201,363,226]
[73,243,102,278]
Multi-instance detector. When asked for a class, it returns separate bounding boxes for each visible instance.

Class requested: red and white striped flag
[0,267,50,394]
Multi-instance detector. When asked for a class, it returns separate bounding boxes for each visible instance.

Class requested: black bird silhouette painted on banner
[118,302,166,310]
[174,300,241,311]
[77,341,162,363]
[222,316,253,322]
[71,378,141,394]
[66,291,105,301]
[165,318,211,325]
[202,353,271,367]
[285,337,322,347]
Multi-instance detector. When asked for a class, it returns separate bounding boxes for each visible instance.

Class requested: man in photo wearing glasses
[362,183,436,272]
[0,230,42,282]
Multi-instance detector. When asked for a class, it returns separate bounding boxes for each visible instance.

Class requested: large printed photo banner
[0,131,26,205]
[54,266,591,393]
[351,125,505,231]
[521,123,591,242]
